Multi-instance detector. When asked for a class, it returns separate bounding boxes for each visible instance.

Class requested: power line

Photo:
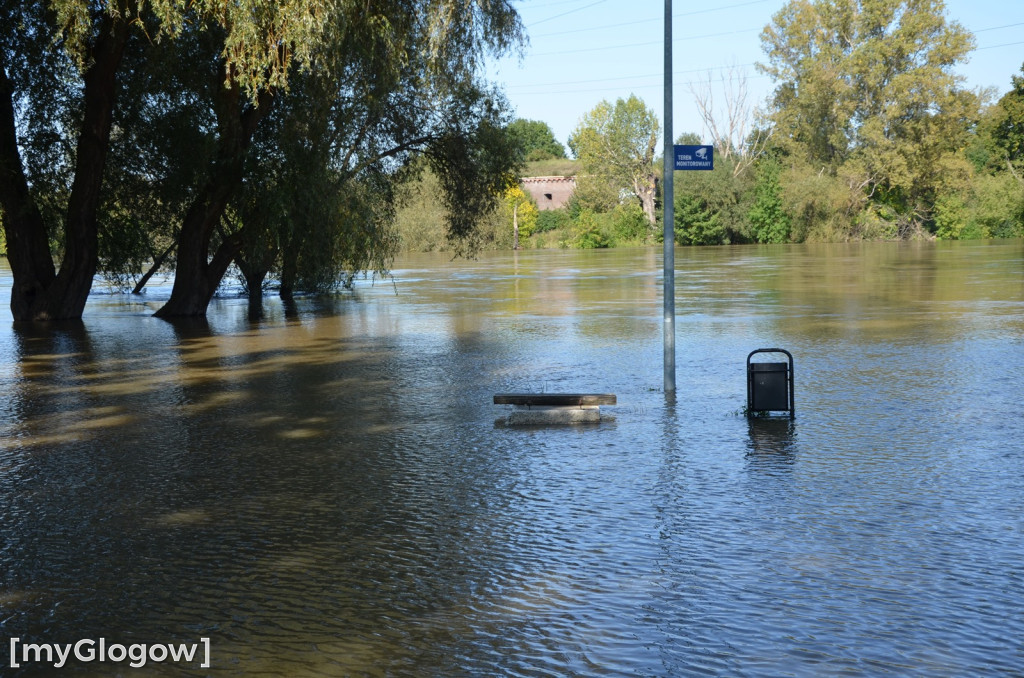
[973,21,1024,33]
[495,4,1024,104]
[976,39,1024,50]
[531,0,773,38]
[530,10,1024,41]
[528,0,608,28]
[528,27,761,57]
[503,62,760,90]
[507,71,774,98]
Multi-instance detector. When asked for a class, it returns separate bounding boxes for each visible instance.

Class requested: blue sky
[485,0,1024,151]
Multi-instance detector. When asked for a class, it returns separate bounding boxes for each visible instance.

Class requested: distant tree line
[400,0,1022,252]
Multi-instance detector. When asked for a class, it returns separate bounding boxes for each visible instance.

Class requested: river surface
[1,240,1022,676]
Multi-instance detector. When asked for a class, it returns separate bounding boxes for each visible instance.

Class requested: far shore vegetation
[398,1,1024,254]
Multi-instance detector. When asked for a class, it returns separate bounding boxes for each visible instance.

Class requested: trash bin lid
[749,362,788,372]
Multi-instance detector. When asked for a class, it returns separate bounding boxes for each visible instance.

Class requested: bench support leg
[506,405,601,426]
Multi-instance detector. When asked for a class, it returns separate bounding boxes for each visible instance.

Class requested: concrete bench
[494,393,616,425]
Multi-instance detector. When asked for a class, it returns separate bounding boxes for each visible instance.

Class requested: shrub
[535,209,572,233]
[566,209,609,248]
[610,203,649,244]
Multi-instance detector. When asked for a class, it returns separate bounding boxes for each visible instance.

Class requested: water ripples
[1,243,1023,675]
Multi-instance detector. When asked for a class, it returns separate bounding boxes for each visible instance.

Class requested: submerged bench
[494,393,616,425]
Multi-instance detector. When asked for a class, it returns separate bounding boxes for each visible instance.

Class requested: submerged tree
[0,0,339,320]
[0,0,524,320]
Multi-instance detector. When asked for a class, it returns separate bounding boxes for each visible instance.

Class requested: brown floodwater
[0,240,1022,676]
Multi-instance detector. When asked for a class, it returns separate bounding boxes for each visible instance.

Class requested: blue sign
[674,145,714,171]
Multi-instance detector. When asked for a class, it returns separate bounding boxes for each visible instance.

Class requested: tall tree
[759,0,979,233]
[988,63,1024,184]
[161,0,528,319]
[568,95,660,228]
[1,0,129,320]
[690,64,771,178]
[507,118,566,161]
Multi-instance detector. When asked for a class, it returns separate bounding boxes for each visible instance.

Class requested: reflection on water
[1,240,1023,676]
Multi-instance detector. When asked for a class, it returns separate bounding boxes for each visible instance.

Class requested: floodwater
[0,240,1022,676]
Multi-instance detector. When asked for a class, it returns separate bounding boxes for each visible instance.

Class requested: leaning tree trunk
[0,13,130,320]
[154,203,241,318]
[132,241,176,294]
[154,70,272,319]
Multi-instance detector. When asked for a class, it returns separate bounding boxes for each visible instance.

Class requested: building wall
[521,176,576,211]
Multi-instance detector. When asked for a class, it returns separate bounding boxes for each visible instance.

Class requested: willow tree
[0,0,335,320]
[0,0,523,320]
[759,0,980,233]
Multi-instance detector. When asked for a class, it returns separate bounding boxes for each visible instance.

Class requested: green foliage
[936,173,1024,239]
[990,64,1024,169]
[610,203,649,244]
[565,210,609,249]
[779,163,859,242]
[569,95,660,226]
[748,155,791,243]
[674,194,725,245]
[672,155,754,245]
[934,195,972,240]
[760,0,980,232]
[508,119,566,161]
[394,167,449,251]
[567,173,621,217]
[525,158,580,177]
[535,209,572,233]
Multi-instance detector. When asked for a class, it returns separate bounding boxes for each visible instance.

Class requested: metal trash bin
[747,348,794,418]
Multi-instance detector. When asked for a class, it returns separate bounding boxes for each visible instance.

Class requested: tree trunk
[154,69,272,318]
[278,226,303,304]
[0,12,130,320]
[513,202,520,249]
[0,66,55,318]
[636,172,657,231]
[235,247,272,321]
[242,266,268,321]
[132,241,177,294]
[154,218,242,318]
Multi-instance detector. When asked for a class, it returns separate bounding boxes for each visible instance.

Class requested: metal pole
[663,0,676,393]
